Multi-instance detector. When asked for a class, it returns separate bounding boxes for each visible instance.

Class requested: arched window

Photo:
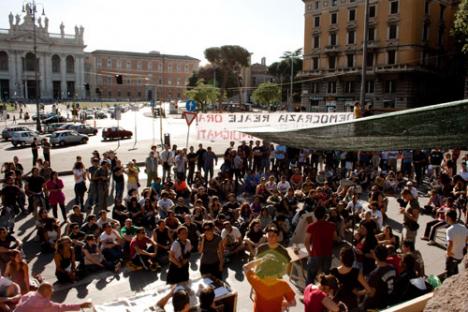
[66,55,74,73]
[24,52,37,71]
[52,55,61,73]
[0,51,8,71]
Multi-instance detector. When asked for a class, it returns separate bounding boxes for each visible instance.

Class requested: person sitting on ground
[80,214,100,236]
[244,220,265,260]
[244,254,296,312]
[401,240,425,277]
[152,220,172,266]
[303,274,342,312]
[4,250,30,294]
[96,210,120,230]
[66,205,85,233]
[0,227,22,274]
[99,223,123,272]
[0,275,22,311]
[221,221,243,260]
[376,225,399,247]
[82,234,115,273]
[421,196,454,242]
[130,227,158,271]
[54,236,76,283]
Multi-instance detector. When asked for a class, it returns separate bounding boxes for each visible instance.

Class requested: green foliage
[185,81,220,112]
[453,0,468,53]
[251,82,281,108]
[204,45,251,103]
[268,48,303,102]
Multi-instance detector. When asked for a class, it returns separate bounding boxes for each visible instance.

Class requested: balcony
[325,45,340,53]
[346,21,357,30]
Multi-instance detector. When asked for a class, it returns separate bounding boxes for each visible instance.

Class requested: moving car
[10,130,41,147]
[43,115,67,124]
[2,126,31,140]
[59,123,98,136]
[102,127,132,140]
[49,130,89,147]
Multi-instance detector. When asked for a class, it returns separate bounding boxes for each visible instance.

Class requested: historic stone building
[0,7,86,101]
[300,0,464,112]
[85,50,199,102]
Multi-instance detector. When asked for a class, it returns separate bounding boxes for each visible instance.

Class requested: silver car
[2,126,31,140]
[49,130,88,147]
[10,130,41,147]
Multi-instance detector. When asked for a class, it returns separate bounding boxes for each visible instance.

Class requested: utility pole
[290,55,294,112]
[359,0,370,112]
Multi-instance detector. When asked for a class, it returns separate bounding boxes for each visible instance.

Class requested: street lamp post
[359,0,370,111]
[290,55,294,112]
[24,1,45,132]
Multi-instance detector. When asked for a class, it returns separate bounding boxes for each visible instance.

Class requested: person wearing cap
[303,274,341,312]
[243,254,296,312]
[256,223,291,272]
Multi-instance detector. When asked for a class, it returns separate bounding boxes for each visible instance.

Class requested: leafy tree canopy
[251,82,281,108]
[185,81,220,112]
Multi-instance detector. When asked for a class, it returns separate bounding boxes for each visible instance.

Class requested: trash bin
[164,133,170,147]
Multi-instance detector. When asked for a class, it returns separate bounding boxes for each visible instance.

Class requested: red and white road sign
[183,112,197,126]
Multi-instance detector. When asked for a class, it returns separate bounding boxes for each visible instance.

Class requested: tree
[204,45,251,104]
[454,0,468,53]
[268,48,303,104]
[251,82,281,109]
[185,81,220,112]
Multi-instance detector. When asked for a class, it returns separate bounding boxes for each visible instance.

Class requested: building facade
[86,50,199,102]
[0,7,86,101]
[300,0,464,112]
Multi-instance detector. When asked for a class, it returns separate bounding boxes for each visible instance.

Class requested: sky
[0,0,304,66]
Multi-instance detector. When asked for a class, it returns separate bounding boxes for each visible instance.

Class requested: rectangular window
[438,26,444,46]
[96,59,102,68]
[367,52,374,67]
[331,0,337,7]
[312,57,319,70]
[127,91,131,97]
[348,30,355,44]
[311,82,320,93]
[349,9,356,21]
[126,62,131,70]
[369,5,376,18]
[168,64,172,72]
[148,62,153,71]
[315,1,319,10]
[184,64,189,72]
[440,4,446,21]
[389,24,397,39]
[331,13,337,24]
[108,91,112,97]
[388,50,396,64]
[116,60,121,69]
[423,23,429,41]
[107,58,112,68]
[347,54,354,68]
[425,0,430,14]
[385,80,396,93]
[366,80,375,93]
[368,27,375,41]
[327,81,337,93]
[330,33,337,46]
[314,16,320,27]
[137,62,142,70]
[390,1,399,14]
[328,55,336,69]
[314,35,320,48]
[384,100,395,108]
[345,81,354,93]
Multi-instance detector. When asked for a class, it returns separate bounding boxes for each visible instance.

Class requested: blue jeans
[306,256,332,285]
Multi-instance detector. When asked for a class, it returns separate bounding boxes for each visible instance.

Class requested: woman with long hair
[167,226,191,285]
[4,250,30,294]
[54,236,76,283]
[45,171,66,220]
[72,160,87,211]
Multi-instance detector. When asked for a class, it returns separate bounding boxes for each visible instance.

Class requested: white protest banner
[195,112,353,141]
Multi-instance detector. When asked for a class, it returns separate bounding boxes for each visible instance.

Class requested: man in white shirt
[221,221,243,258]
[277,175,291,195]
[160,145,175,182]
[459,162,468,182]
[445,210,468,277]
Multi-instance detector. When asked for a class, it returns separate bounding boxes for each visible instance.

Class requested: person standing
[445,210,468,277]
[45,171,66,221]
[72,160,87,212]
[112,159,125,202]
[31,138,39,167]
[160,144,175,182]
[199,221,224,280]
[203,147,217,182]
[86,158,99,211]
[42,139,51,165]
[186,146,197,185]
[175,149,187,181]
[167,226,191,285]
[95,161,110,212]
[145,151,159,187]
[196,144,207,173]
[400,189,420,243]
[305,206,337,285]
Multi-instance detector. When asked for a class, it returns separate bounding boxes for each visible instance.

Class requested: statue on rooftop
[15,14,20,26]
[38,16,42,28]
[60,22,65,37]
[9,12,13,28]
[44,17,49,31]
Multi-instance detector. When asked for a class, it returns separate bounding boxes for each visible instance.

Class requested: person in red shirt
[130,228,159,271]
[304,206,337,285]
[303,274,340,312]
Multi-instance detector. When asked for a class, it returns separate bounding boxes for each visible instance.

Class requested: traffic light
[115,74,123,84]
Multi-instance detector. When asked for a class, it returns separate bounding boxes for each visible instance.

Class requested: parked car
[2,126,31,140]
[43,115,67,124]
[44,123,67,134]
[102,127,132,140]
[95,111,108,119]
[60,124,98,136]
[49,130,89,147]
[11,130,41,147]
